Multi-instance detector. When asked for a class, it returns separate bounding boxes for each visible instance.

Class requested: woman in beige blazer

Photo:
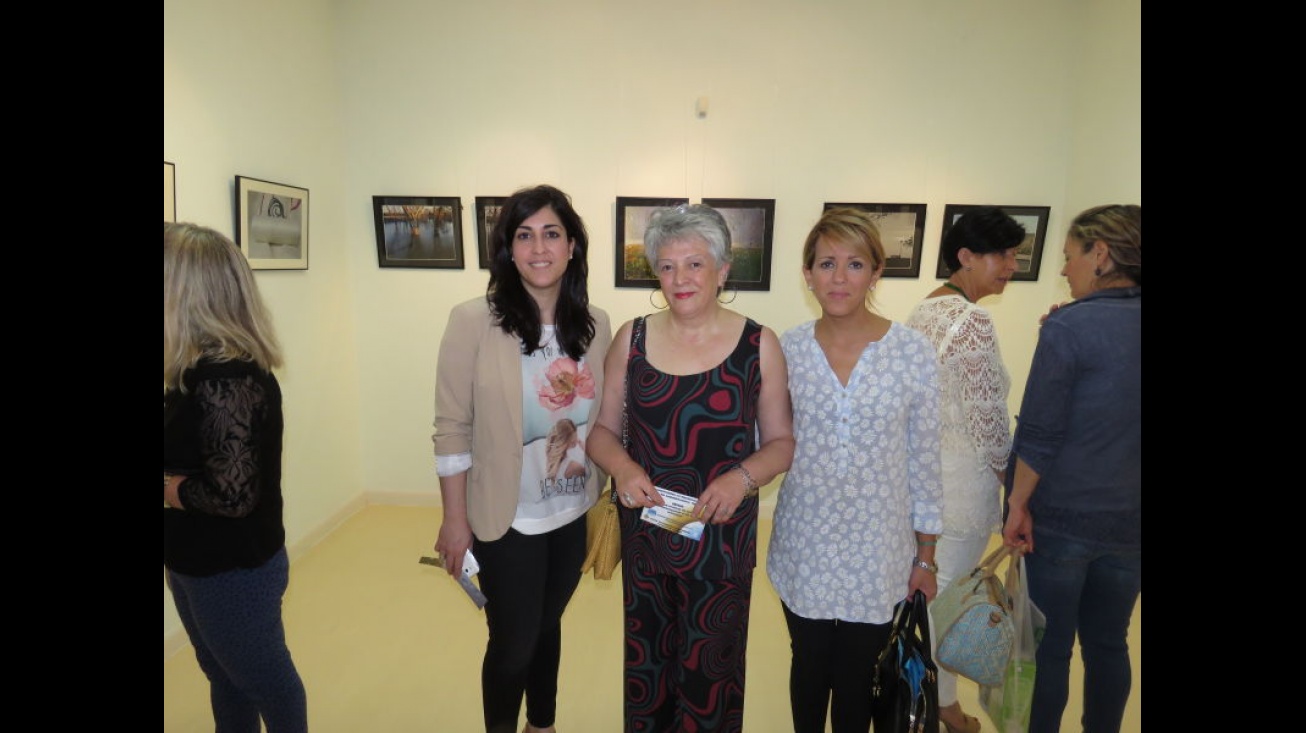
[432,185,612,733]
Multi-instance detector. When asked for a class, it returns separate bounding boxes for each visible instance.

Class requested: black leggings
[782,602,892,733]
[473,514,586,733]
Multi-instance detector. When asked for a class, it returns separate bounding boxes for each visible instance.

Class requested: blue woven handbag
[931,545,1018,687]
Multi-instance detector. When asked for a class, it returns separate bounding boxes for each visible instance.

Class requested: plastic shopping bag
[978,549,1045,733]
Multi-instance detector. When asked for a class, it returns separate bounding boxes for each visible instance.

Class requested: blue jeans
[1025,530,1140,733]
[167,548,307,733]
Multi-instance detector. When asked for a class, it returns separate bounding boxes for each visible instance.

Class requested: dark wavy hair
[941,206,1027,273]
[486,184,596,360]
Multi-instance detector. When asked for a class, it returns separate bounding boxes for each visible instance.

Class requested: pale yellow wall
[164,0,1141,650]
[163,0,363,649]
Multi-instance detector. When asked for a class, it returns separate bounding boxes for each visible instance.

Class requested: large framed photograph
[235,175,309,270]
[614,196,689,288]
[164,161,176,223]
[373,196,464,269]
[474,196,507,270]
[824,202,927,278]
[935,204,1050,281]
[701,198,776,292]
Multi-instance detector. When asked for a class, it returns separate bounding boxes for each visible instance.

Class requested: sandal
[941,712,981,733]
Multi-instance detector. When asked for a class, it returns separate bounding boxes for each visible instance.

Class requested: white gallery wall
[164,0,1141,652]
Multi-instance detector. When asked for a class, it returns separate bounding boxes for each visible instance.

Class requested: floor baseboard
[164,494,369,661]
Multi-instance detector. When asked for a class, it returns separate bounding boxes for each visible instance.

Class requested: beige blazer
[432,297,613,541]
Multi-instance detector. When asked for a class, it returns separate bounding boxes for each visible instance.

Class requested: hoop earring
[649,289,668,310]
[1094,266,1102,277]
[717,287,737,304]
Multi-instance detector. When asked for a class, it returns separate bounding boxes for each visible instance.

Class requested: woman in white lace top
[904,206,1026,733]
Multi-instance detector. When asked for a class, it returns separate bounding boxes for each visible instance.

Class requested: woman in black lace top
[164,222,307,732]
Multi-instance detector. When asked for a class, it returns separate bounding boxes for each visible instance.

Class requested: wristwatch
[911,556,938,574]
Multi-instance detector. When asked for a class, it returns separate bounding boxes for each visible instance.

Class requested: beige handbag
[931,544,1020,686]
[581,318,640,580]
[581,485,621,580]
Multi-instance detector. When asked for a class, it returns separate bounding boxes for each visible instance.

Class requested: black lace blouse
[164,358,286,576]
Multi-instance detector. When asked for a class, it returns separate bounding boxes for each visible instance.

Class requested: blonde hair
[802,207,887,273]
[545,418,579,477]
[164,222,283,392]
[1068,204,1141,286]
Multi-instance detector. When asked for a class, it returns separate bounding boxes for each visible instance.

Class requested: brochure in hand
[640,486,705,541]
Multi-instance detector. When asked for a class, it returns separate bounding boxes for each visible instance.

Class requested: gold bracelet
[734,464,759,498]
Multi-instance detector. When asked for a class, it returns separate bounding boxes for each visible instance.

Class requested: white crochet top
[905,295,1011,537]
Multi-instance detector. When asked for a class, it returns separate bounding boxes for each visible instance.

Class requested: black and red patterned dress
[618,315,763,733]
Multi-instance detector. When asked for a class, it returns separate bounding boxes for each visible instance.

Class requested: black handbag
[872,589,940,733]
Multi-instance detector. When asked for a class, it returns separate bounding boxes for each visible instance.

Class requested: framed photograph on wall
[235,175,309,270]
[935,204,1050,281]
[164,161,176,223]
[824,202,927,278]
[701,198,776,292]
[474,196,507,270]
[373,196,464,269]
[614,196,689,288]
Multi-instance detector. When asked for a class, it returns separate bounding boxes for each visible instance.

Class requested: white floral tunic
[766,320,942,624]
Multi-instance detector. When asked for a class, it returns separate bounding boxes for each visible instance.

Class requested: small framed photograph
[614,196,689,288]
[164,161,176,223]
[474,196,507,270]
[823,202,927,279]
[373,196,464,269]
[701,198,776,292]
[235,175,309,270]
[935,204,1050,282]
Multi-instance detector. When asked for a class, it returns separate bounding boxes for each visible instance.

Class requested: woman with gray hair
[587,203,795,732]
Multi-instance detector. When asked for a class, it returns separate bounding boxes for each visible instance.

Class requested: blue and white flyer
[640,487,705,541]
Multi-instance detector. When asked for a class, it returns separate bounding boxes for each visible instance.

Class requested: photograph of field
[614,197,688,288]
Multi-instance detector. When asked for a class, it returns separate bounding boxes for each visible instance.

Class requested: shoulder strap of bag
[623,317,644,450]
[909,589,933,650]
[980,545,1021,610]
[1003,547,1024,598]
[970,545,1020,609]
[610,317,644,504]
[975,544,1015,575]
